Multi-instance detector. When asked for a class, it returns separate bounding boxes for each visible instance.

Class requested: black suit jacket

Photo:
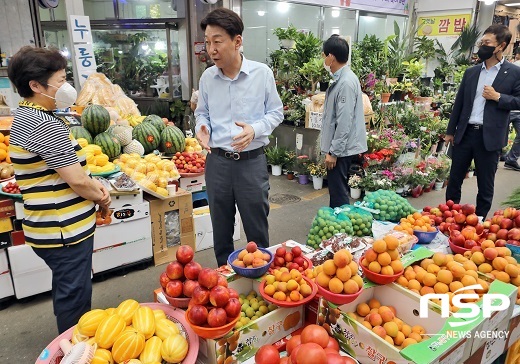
[446,61,520,151]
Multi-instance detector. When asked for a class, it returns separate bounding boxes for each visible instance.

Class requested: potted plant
[359,174,377,193]
[265,146,287,176]
[415,83,433,108]
[283,150,296,180]
[375,80,392,103]
[296,155,310,184]
[348,175,363,199]
[408,169,429,197]
[414,36,436,81]
[273,25,300,49]
[307,161,327,190]
[299,57,331,94]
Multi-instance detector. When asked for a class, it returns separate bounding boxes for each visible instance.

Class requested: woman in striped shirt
[7,46,111,333]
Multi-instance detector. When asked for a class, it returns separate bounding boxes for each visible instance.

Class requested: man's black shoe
[504,161,520,171]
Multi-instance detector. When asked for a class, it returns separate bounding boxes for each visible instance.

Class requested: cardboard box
[463,317,509,364]
[0,217,13,233]
[317,284,481,364]
[179,174,206,192]
[92,202,153,274]
[145,190,195,266]
[198,276,305,364]
[305,110,323,130]
[0,248,14,299]
[0,106,10,116]
[0,199,15,219]
[193,206,240,252]
[8,244,52,299]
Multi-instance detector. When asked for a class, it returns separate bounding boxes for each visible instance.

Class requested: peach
[402,338,417,348]
[420,286,435,296]
[494,271,511,283]
[362,321,372,330]
[383,321,398,338]
[384,235,400,250]
[396,276,409,287]
[483,248,498,261]
[356,303,371,317]
[243,253,254,266]
[252,258,266,268]
[365,248,378,263]
[238,249,248,260]
[408,279,422,291]
[336,266,352,282]
[432,253,447,267]
[323,260,337,276]
[329,277,344,294]
[471,252,485,265]
[343,280,360,294]
[300,284,312,297]
[394,331,405,346]
[348,261,358,274]
[420,258,434,271]
[390,260,404,274]
[437,270,453,285]
[408,332,422,343]
[388,249,399,261]
[404,268,416,281]
[369,261,382,273]
[422,273,437,287]
[478,263,493,274]
[368,298,381,309]
[352,275,364,289]
[333,250,351,268]
[462,261,478,272]
[492,257,508,271]
[380,310,395,323]
[373,240,387,254]
[434,282,449,294]
[372,325,387,338]
[377,252,392,267]
[316,272,331,288]
[401,324,412,337]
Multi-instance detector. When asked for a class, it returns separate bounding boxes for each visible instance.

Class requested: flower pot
[298,174,309,185]
[271,165,282,176]
[395,187,404,194]
[390,91,403,102]
[287,172,295,180]
[280,39,295,49]
[468,171,474,178]
[423,184,432,193]
[435,181,444,191]
[411,185,423,198]
[312,176,324,190]
[381,93,391,103]
[350,188,362,199]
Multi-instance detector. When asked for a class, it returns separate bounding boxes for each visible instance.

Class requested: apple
[209,285,230,308]
[464,240,478,249]
[504,207,517,219]
[423,206,431,212]
[500,218,514,230]
[246,241,258,253]
[292,246,302,257]
[446,217,455,224]
[188,304,208,326]
[166,261,184,280]
[176,245,194,265]
[439,204,449,212]
[207,308,227,327]
[489,224,500,233]
[198,268,219,289]
[443,210,453,219]
[285,252,294,262]
[475,224,484,235]
[303,260,309,269]
[183,280,199,298]
[165,280,183,298]
[192,286,210,305]
[293,256,305,267]
[494,210,504,216]
[452,203,462,212]
[491,215,504,225]
[159,272,170,289]
[466,214,479,226]
[461,204,476,215]
[454,213,466,224]
[228,288,239,299]
[450,230,466,246]
[184,261,202,280]
[471,246,483,253]
[497,229,509,241]
[276,247,286,257]
[446,200,455,208]
[275,256,285,266]
[487,233,497,242]
[434,216,443,226]
[508,228,520,241]
[217,275,228,287]
[495,239,507,247]
[515,215,520,228]
[483,221,491,229]
[224,298,241,318]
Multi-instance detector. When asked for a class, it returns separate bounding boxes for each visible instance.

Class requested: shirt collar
[19,100,48,111]
[332,65,348,81]
[481,56,505,71]
[215,55,250,80]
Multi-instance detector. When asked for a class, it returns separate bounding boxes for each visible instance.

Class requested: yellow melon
[111,329,145,363]
[132,306,156,340]
[95,314,126,349]
[154,318,180,341]
[77,309,108,337]
[161,334,188,363]
[152,310,166,322]
[91,348,114,364]
[115,299,140,326]
[139,336,162,363]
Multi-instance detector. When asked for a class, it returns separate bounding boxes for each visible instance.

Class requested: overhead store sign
[283,0,409,15]
[69,15,97,86]
[418,14,472,36]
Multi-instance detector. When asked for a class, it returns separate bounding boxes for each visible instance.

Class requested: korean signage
[69,15,97,86]
[282,0,408,15]
[418,14,472,36]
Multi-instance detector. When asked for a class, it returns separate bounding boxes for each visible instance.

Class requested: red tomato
[301,324,329,348]
[326,353,345,364]
[325,336,340,352]
[295,343,327,364]
[254,345,280,364]
[286,335,301,355]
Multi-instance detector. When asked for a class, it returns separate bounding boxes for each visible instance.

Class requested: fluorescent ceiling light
[257,10,266,16]
[331,9,340,18]
[277,2,289,13]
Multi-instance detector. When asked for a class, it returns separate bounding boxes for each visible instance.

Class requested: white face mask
[323,55,332,73]
[42,82,77,109]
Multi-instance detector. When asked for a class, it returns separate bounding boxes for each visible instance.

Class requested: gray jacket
[320,66,368,157]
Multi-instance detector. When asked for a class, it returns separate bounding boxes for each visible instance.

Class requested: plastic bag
[307,207,353,249]
[165,210,180,247]
[361,190,417,222]
[337,204,374,237]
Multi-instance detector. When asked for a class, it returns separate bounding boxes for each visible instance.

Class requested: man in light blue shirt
[195,8,283,266]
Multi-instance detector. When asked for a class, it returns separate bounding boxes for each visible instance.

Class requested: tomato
[326,353,345,364]
[325,336,340,352]
[254,345,280,364]
[301,324,329,348]
[286,335,301,355]
[295,343,327,364]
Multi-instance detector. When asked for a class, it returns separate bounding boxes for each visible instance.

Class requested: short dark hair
[483,24,512,48]
[200,8,244,38]
[515,47,520,55]
[323,35,349,63]
[8,46,67,98]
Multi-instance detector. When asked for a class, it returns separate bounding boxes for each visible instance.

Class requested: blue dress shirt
[195,56,283,151]
[469,58,504,125]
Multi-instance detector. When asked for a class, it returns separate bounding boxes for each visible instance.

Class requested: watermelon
[81,105,110,137]
[70,126,93,144]
[132,123,160,154]
[160,125,185,154]
[93,132,121,160]
[143,114,166,133]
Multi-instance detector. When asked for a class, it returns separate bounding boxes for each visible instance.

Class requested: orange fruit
[384,235,400,250]
[0,149,7,161]
[3,135,9,146]
[0,143,7,151]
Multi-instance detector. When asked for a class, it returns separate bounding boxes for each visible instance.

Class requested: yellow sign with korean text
[418,14,471,36]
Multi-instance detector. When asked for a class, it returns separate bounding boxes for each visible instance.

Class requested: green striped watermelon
[160,125,185,154]
[70,126,93,144]
[143,114,166,133]
[81,105,110,137]
[132,122,160,154]
[93,132,121,160]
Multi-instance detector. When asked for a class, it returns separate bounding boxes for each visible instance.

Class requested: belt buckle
[224,151,240,160]
[232,152,240,160]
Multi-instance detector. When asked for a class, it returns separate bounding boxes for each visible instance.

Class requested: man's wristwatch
[328,152,336,157]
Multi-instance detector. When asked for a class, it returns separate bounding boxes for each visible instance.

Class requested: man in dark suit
[445,24,520,218]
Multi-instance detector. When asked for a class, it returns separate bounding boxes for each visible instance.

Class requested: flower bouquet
[307,162,327,178]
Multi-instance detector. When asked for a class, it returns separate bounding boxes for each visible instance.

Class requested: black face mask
[477,45,497,61]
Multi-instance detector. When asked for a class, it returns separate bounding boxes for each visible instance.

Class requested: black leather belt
[211,147,264,161]
[468,124,483,130]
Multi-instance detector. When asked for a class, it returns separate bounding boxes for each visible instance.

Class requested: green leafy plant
[265,146,288,166]
[283,150,296,172]
[402,58,425,82]
[273,25,300,41]
[387,21,420,78]
[170,99,187,125]
[451,24,481,64]
[307,161,327,177]
[414,36,436,74]
[299,57,331,93]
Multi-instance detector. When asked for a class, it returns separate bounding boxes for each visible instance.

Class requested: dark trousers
[327,156,352,208]
[205,152,270,267]
[446,128,500,218]
[33,235,94,333]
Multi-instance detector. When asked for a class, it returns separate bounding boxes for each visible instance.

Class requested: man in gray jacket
[320,35,368,208]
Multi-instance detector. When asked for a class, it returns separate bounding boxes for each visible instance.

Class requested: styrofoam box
[179,174,206,192]
[109,189,144,209]
[8,244,52,299]
[193,206,240,252]
[14,201,24,220]
[0,249,14,299]
[92,201,152,274]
